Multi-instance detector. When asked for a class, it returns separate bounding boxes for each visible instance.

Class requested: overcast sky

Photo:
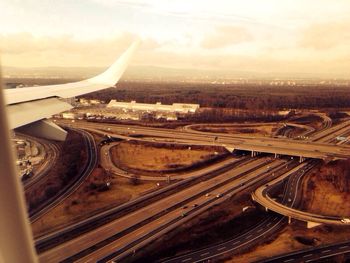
[1,0,350,77]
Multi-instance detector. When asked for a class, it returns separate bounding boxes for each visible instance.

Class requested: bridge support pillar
[307,221,322,229]
[274,153,279,158]
[251,151,255,157]
[288,216,292,224]
[265,207,268,212]
[299,156,304,163]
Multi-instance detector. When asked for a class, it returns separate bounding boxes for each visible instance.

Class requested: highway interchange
[26,115,350,262]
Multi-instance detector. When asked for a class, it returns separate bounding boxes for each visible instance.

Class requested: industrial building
[107,100,200,114]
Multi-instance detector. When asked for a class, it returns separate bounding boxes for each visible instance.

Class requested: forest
[82,81,350,110]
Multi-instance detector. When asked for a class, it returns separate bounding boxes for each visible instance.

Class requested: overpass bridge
[58,120,350,161]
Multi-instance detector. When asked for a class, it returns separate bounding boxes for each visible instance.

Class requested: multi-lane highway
[161,162,310,263]
[58,119,350,160]
[259,241,350,263]
[251,161,349,225]
[30,129,97,222]
[38,157,288,262]
[40,118,350,262]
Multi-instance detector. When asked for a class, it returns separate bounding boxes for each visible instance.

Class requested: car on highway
[192,204,198,208]
[216,193,222,198]
[205,193,210,197]
[341,218,350,224]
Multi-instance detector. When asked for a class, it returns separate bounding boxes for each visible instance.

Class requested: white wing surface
[3,41,138,139]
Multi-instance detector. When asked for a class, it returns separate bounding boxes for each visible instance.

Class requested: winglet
[87,40,139,86]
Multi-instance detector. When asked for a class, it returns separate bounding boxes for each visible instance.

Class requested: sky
[1,0,350,78]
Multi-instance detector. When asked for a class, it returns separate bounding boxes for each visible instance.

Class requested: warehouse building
[107,100,200,114]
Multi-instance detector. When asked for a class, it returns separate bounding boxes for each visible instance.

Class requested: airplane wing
[4,41,139,140]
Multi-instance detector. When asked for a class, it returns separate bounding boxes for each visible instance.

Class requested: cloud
[89,0,151,9]
[299,22,350,50]
[0,32,161,67]
[201,26,253,49]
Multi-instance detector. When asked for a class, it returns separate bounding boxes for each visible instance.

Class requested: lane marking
[321,249,331,253]
[233,241,240,245]
[267,223,272,227]
[340,246,349,249]
[201,252,210,256]
[181,258,192,262]
[217,247,226,251]
[246,235,252,239]
[303,254,313,258]
[257,229,263,233]
[283,259,294,262]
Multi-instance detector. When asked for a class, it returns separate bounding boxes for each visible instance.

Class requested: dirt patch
[290,114,324,130]
[110,140,228,175]
[31,167,157,236]
[300,159,350,217]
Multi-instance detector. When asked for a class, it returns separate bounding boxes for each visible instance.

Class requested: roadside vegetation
[301,159,350,217]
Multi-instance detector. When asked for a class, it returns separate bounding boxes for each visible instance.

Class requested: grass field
[110,140,227,174]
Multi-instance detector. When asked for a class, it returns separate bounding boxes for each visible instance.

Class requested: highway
[39,158,286,262]
[184,122,316,138]
[251,161,349,225]
[160,161,309,263]
[250,119,350,226]
[259,241,350,263]
[23,138,60,190]
[97,160,292,263]
[29,129,97,222]
[35,155,243,251]
[45,118,350,262]
[310,120,350,142]
[162,215,285,263]
[156,118,350,262]
[58,119,350,160]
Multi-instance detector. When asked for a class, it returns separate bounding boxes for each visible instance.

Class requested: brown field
[300,160,350,217]
[110,140,227,174]
[192,123,280,136]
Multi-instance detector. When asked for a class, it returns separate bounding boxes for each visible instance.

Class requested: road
[35,155,241,251]
[29,129,97,222]
[58,119,350,161]
[251,161,349,225]
[23,138,60,190]
[99,159,292,263]
[160,161,309,263]
[45,119,350,262]
[260,241,350,263]
[39,158,284,262]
